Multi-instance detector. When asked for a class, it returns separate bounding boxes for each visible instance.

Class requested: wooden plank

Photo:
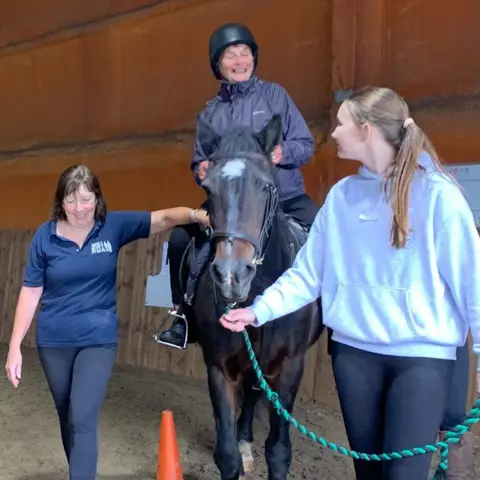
[355,0,387,86]
[116,241,137,365]
[313,335,338,407]
[129,238,148,368]
[2,230,20,343]
[0,232,9,337]
[299,336,320,401]
[142,235,163,369]
[331,0,356,94]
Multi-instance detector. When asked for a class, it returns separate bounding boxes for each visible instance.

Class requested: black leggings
[441,342,469,430]
[331,341,453,480]
[38,344,117,480]
[167,193,319,305]
[168,222,203,305]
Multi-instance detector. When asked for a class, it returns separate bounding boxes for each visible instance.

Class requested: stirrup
[153,309,189,350]
[252,380,261,391]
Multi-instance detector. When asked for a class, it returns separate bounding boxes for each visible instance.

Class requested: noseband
[209,152,279,265]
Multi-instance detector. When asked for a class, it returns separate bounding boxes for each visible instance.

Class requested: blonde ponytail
[387,121,424,247]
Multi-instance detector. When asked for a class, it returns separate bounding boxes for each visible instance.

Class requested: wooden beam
[331,0,357,96]
[355,0,387,86]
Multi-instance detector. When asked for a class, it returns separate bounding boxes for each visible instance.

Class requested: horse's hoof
[239,440,254,473]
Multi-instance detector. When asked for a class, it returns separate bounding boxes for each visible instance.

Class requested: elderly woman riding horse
[155,22,319,350]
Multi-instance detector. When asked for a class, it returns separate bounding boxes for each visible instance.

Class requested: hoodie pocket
[326,284,420,344]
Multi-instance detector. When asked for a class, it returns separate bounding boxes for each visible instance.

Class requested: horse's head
[197,114,282,303]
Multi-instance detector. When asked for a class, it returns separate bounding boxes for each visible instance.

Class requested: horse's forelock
[214,127,264,159]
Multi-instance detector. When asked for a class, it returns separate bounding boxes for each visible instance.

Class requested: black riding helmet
[209,23,258,80]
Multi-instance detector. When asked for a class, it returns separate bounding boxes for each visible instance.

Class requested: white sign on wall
[145,241,173,309]
[445,163,480,227]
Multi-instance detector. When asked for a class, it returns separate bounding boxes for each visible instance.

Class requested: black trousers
[441,342,469,430]
[167,193,319,305]
[167,221,204,306]
[38,344,117,480]
[278,192,320,226]
[331,341,453,480]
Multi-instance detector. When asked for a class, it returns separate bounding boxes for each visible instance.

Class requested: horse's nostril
[236,263,256,282]
[210,260,255,288]
[210,263,225,284]
[246,263,256,276]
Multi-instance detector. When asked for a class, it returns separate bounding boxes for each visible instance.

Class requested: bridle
[209,152,279,265]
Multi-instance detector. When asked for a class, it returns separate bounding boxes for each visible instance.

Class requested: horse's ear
[197,114,221,160]
[256,114,283,157]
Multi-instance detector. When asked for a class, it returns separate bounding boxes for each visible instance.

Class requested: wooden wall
[0,0,479,407]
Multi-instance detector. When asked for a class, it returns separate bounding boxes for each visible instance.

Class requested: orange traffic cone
[156,410,183,480]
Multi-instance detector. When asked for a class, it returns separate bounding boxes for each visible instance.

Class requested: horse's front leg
[236,369,262,474]
[207,363,243,480]
[265,354,305,480]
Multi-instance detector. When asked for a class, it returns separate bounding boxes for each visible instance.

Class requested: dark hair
[51,164,107,222]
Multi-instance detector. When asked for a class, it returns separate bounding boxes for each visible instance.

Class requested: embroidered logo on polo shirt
[91,241,113,254]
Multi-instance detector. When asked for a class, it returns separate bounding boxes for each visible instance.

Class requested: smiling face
[53,164,106,228]
[62,183,97,228]
[218,44,254,83]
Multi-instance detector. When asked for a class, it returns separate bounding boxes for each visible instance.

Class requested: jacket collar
[218,76,257,101]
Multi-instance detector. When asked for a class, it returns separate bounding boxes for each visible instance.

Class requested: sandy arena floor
[0,344,478,479]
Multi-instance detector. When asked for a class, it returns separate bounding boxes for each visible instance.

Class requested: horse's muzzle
[209,258,256,302]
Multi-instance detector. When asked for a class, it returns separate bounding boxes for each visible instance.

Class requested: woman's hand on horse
[196,161,210,181]
[5,346,22,388]
[193,209,210,228]
[271,145,283,165]
[220,308,257,332]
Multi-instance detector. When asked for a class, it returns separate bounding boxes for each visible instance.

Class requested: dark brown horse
[189,114,324,479]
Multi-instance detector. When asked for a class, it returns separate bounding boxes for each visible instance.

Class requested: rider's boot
[154,308,188,349]
[445,430,474,479]
[155,231,210,350]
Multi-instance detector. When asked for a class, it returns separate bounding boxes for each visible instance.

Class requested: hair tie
[403,117,414,128]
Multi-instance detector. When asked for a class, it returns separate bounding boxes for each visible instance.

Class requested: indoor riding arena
[0,0,479,478]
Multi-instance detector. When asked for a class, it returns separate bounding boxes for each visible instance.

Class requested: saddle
[284,214,310,263]
[179,227,213,305]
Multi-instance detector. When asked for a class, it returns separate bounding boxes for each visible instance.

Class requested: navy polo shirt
[23,211,151,347]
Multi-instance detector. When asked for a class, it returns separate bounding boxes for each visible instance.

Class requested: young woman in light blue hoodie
[219,86,479,480]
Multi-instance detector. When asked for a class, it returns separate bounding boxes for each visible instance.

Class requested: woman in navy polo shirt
[4,164,209,480]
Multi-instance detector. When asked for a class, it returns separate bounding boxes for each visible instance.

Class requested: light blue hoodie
[250,152,480,368]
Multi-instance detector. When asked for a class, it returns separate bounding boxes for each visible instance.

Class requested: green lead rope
[224,304,479,479]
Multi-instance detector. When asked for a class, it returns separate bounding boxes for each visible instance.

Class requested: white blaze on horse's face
[220,159,246,180]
